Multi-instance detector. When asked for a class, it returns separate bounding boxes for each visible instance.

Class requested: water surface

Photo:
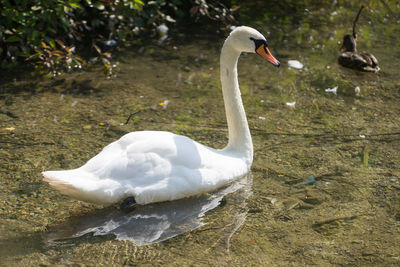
[1,1,400,265]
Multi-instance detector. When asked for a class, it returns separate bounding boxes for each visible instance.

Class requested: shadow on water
[44,175,252,247]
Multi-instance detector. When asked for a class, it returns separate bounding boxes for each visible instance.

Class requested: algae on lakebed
[1,1,400,266]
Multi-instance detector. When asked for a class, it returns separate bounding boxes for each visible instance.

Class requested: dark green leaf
[5,35,22,43]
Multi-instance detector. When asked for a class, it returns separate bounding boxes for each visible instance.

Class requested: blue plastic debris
[307,176,316,185]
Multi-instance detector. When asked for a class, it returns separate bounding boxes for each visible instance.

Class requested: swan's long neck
[220,39,253,164]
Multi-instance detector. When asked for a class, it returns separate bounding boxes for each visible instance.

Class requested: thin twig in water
[122,115,400,139]
[392,184,400,190]
[353,5,365,38]
[124,111,141,125]
[379,0,394,17]
[313,214,360,226]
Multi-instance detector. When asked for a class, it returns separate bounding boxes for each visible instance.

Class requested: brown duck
[338,6,380,72]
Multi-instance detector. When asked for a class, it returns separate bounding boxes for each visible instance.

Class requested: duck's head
[341,34,357,52]
[228,26,280,67]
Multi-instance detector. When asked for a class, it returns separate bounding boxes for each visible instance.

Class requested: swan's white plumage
[44,131,248,205]
[43,26,278,206]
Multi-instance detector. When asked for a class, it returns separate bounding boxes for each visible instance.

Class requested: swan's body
[42,26,280,206]
[44,131,249,205]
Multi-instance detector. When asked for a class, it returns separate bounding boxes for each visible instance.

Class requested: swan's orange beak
[256,44,280,67]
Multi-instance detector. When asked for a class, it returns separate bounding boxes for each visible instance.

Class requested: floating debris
[325,86,338,95]
[5,127,15,131]
[286,102,296,108]
[157,24,169,44]
[104,39,117,46]
[288,60,304,69]
[362,145,370,167]
[307,176,316,185]
[176,72,182,86]
[159,100,169,109]
[258,116,266,120]
[355,86,361,95]
[186,73,196,84]
[157,24,168,35]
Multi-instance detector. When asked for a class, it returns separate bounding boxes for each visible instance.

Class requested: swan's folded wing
[43,131,249,205]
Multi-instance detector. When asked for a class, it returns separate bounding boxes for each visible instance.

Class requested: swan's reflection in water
[45,175,252,246]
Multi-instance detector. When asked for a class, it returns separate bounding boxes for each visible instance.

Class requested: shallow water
[44,176,252,246]
[1,1,400,266]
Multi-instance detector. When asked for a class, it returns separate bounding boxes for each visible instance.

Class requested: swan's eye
[250,37,268,51]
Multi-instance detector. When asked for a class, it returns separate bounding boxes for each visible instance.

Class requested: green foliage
[27,40,84,77]
[0,0,237,74]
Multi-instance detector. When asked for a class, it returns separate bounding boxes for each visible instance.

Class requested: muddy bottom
[1,2,400,266]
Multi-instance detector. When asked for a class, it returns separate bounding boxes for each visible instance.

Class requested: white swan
[42,26,280,206]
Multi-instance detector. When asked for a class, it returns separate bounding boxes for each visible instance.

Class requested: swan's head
[228,26,280,67]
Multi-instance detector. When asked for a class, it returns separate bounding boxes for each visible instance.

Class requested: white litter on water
[286,102,296,108]
[157,24,169,44]
[288,60,304,69]
[161,100,169,109]
[355,86,361,95]
[104,39,117,46]
[325,86,338,95]
[157,24,168,35]
[258,116,266,120]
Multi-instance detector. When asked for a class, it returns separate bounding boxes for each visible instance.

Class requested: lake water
[1,1,399,266]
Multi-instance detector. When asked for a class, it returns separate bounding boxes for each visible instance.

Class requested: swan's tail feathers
[42,169,116,205]
[42,170,78,195]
